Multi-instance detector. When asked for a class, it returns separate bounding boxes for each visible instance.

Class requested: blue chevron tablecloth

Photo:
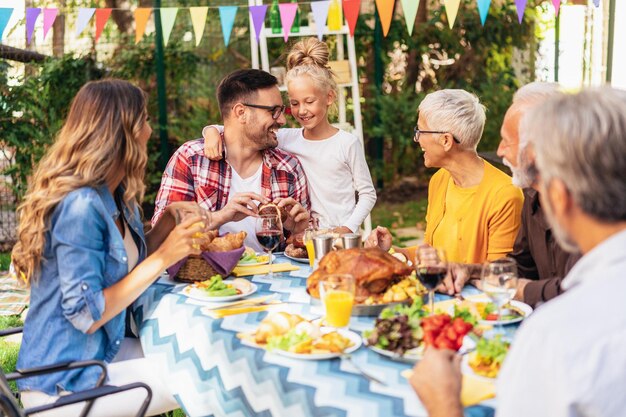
[132,256,497,417]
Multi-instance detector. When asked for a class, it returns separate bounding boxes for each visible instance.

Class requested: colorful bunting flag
[249,5,268,42]
[515,0,527,24]
[75,8,95,37]
[444,0,460,29]
[189,7,208,46]
[0,8,12,41]
[311,0,330,40]
[278,3,298,42]
[400,0,419,35]
[477,0,491,25]
[552,0,561,17]
[42,8,58,41]
[343,0,361,37]
[134,8,152,43]
[219,6,238,46]
[25,8,41,45]
[95,8,112,43]
[159,8,178,46]
[375,0,395,37]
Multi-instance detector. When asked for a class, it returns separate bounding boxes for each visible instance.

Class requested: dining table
[131,254,508,417]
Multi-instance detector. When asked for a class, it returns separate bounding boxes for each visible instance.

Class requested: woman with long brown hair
[12,79,205,415]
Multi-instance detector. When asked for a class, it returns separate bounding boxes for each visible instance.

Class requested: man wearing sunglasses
[153,69,310,251]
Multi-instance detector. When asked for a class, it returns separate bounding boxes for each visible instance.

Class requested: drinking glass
[303,227,317,268]
[174,206,211,250]
[255,213,283,278]
[481,258,518,335]
[319,274,355,328]
[415,246,448,315]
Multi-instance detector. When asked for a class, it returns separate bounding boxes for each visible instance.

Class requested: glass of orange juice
[319,274,355,328]
[303,227,316,268]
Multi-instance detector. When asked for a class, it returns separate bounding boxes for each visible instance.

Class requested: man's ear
[232,103,247,123]
[547,178,573,219]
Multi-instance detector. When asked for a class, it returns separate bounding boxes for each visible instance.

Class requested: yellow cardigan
[423,161,524,264]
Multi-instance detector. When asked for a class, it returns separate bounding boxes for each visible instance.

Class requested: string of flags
[0,0,602,48]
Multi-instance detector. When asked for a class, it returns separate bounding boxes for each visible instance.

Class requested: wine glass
[481,258,518,335]
[255,213,283,278]
[415,246,448,315]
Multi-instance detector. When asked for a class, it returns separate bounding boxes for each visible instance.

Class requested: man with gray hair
[500,82,581,306]
[409,87,626,416]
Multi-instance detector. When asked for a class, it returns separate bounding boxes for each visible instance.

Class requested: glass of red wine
[255,213,283,278]
[415,246,448,315]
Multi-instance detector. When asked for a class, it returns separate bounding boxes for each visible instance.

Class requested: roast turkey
[306,248,413,303]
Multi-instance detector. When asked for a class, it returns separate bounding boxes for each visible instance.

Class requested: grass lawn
[0,316,23,392]
[0,252,10,271]
[370,198,427,244]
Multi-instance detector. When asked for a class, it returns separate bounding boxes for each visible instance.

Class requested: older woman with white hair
[367,89,523,265]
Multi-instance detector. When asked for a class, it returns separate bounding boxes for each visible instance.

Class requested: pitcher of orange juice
[319,274,355,328]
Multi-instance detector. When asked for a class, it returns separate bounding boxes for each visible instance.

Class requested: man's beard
[245,122,279,150]
[541,190,580,253]
[503,157,533,188]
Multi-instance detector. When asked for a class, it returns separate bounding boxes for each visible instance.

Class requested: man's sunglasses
[242,103,286,120]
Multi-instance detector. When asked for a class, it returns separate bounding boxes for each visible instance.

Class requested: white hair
[515,82,562,149]
[527,87,626,222]
[418,89,486,150]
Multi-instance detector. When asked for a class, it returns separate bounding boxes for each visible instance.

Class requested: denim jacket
[17,185,147,395]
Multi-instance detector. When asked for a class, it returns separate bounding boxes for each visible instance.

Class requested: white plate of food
[461,336,511,381]
[182,276,257,302]
[284,253,310,264]
[270,328,362,360]
[237,250,275,267]
[238,312,361,360]
[452,298,532,326]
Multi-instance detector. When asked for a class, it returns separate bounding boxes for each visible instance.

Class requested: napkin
[167,246,245,279]
[461,374,496,406]
[231,263,300,277]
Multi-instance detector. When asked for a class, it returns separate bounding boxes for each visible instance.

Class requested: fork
[341,354,387,386]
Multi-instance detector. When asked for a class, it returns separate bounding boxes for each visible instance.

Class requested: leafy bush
[0,55,104,201]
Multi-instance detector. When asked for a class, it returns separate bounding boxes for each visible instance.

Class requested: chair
[0,327,152,417]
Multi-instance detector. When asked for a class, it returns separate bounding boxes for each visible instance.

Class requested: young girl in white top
[202,38,376,234]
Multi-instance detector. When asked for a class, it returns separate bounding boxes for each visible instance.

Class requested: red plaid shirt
[152,139,311,224]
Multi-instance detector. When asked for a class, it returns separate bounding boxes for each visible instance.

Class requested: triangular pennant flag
[477,0,491,25]
[249,5,268,42]
[0,8,13,40]
[278,3,298,42]
[134,8,152,43]
[375,0,395,37]
[552,0,561,17]
[159,8,178,46]
[218,6,238,46]
[593,0,600,7]
[443,0,460,29]
[25,8,40,45]
[343,0,361,37]
[189,7,208,46]
[95,8,112,43]
[311,1,330,40]
[400,0,419,35]
[515,0,527,24]
[42,8,58,41]
[75,8,95,37]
